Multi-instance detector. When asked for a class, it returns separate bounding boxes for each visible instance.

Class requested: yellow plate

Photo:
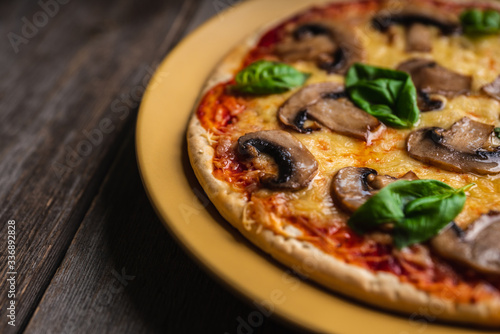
[136,1,493,332]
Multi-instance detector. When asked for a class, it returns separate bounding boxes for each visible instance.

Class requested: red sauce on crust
[196,82,246,131]
[212,135,259,192]
[261,198,500,303]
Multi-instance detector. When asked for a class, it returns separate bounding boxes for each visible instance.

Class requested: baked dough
[188,0,500,326]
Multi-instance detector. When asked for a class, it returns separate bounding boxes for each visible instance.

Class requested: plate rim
[135,1,492,332]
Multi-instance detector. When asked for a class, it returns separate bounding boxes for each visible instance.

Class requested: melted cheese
[230,22,500,231]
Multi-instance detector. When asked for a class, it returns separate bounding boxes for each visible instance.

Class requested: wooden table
[0,0,302,332]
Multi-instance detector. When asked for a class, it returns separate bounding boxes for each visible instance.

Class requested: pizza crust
[187,0,500,327]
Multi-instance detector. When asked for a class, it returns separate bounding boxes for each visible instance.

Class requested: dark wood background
[0,0,302,332]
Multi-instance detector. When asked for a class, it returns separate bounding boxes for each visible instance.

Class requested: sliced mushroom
[406,23,432,52]
[430,212,500,275]
[332,167,419,213]
[279,82,340,131]
[418,91,446,112]
[482,75,500,101]
[278,82,385,144]
[237,130,318,190]
[372,4,460,52]
[397,58,472,96]
[397,58,472,111]
[274,34,336,63]
[406,117,500,175]
[373,4,460,34]
[275,22,364,74]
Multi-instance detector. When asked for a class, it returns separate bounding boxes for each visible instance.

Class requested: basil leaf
[231,60,309,95]
[345,63,419,128]
[495,127,500,139]
[460,9,500,35]
[348,180,473,249]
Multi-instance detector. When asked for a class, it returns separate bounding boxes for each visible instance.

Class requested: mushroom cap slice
[482,75,500,101]
[372,3,460,53]
[307,98,384,143]
[275,22,364,74]
[406,117,500,175]
[397,58,471,112]
[430,212,500,275]
[332,167,419,213]
[321,22,364,74]
[274,34,336,63]
[237,130,318,190]
[406,23,432,52]
[397,58,472,97]
[372,4,460,34]
[279,82,342,131]
[332,167,378,213]
[278,82,385,144]
[417,91,446,112]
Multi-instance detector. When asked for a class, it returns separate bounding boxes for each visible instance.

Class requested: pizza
[187,0,500,327]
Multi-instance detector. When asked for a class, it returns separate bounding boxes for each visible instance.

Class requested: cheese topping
[228,20,500,231]
[197,0,500,301]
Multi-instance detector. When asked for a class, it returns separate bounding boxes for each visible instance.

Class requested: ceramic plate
[136,1,488,332]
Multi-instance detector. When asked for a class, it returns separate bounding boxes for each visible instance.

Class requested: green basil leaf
[345,63,419,128]
[348,180,473,249]
[460,9,500,35]
[495,127,500,139]
[231,60,309,95]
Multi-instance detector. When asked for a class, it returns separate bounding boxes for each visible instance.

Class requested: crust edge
[186,0,500,327]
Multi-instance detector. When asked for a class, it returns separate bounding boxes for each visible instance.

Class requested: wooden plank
[0,0,199,332]
[24,133,299,333]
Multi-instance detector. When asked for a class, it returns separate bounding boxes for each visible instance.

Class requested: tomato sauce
[196,82,246,131]
[194,0,500,303]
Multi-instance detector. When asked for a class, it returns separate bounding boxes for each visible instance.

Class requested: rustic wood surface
[0,0,301,332]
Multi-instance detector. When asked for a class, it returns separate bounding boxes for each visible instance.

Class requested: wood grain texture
[0,0,302,332]
[24,133,300,333]
[0,0,199,332]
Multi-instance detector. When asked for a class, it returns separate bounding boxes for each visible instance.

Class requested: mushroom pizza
[187,0,500,327]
